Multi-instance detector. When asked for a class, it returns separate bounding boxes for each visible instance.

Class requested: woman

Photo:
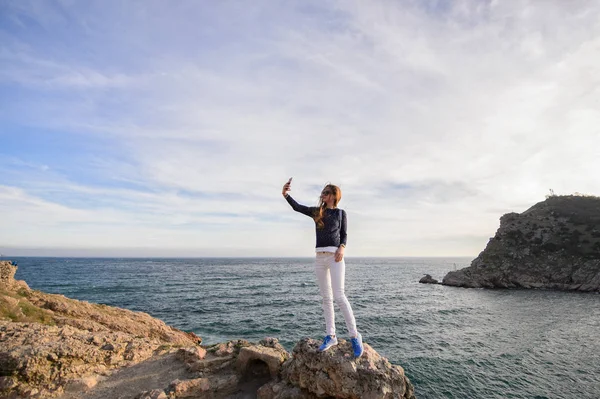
[282,178,364,358]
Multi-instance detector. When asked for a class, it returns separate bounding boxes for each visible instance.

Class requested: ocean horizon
[11,256,600,399]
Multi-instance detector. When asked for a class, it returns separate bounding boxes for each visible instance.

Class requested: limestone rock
[168,377,210,397]
[64,375,99,392]
[0,261,19,287]
[418,274,438,284]
[211,374,241,392]
[0,376,18,390]
[0,321,163,397]
[442,195,600,291]
[208,339,251,357]
[237,339,289,379]
[187,355,234,372]
[185,331,203,345]
[176,346,207,363]
[0,261,30,293]
[260,337,287,353]
[275,338,415,399]
[258,380,316,399]
[136,389,168,399]
[0,260,203,398]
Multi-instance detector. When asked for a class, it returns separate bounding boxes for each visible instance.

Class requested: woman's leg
[330,257,358,337]
[315,253,335,336]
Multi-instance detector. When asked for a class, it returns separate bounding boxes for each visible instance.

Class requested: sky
[1,0,599,257]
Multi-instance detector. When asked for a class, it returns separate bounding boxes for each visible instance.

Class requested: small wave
[437,308,468,315]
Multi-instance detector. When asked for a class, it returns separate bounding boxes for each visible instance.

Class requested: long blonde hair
[314,184,342,229]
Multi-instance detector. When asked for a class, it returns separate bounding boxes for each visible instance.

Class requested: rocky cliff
[1,261,416,398]
[442,195,600,291]
[0,260,201,398]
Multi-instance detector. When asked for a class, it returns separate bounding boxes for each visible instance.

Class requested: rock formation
[418,274,438,284]
[1,261,417,398]
[258,338,415,399]
[0,260,201,398]
[442,195,600,291]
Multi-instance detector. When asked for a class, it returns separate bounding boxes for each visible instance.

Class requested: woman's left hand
[335,246,345,262]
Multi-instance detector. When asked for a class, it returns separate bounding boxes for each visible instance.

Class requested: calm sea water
[11,257,600,399]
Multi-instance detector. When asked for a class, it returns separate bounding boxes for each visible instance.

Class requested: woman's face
[321,187,333,204]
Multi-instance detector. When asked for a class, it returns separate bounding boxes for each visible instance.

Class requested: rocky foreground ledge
[0,261,415,399]
[441,195,600,291]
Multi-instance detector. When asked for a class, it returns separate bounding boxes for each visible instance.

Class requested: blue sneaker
[350,333,364,358]
[318,335,338,352]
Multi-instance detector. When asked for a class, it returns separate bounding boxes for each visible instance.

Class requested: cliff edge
[442,195,600,291]
[0,260,201,398]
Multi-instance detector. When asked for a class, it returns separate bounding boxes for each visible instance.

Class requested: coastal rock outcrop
[0,261,201,398]
[418,274,438,284]
[259,338,415,399]
[442,195,600,291]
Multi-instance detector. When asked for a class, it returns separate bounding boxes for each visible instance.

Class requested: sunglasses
[321,190,332,196]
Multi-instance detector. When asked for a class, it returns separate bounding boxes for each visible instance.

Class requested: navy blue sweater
[285,195,347,248]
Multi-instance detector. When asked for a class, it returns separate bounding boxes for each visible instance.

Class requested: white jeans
[314,252,358,337]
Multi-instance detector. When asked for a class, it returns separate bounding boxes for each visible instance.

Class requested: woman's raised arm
[282,178,314,217]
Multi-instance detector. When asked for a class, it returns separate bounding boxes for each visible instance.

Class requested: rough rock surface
[418,274,438,284]
[0,261,29,291]
[442,195,600,291]
[258,338,415,399]
[0,261,200,398]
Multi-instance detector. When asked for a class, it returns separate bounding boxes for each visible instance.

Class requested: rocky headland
[0,261,415,399]
[442,195,600,291]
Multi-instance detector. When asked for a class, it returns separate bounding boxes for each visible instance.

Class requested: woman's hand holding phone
[282,177,293,196]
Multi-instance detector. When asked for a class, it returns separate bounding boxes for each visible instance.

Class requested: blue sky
[1,0,599,257]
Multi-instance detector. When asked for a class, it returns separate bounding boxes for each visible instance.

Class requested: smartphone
[288,177,293,183]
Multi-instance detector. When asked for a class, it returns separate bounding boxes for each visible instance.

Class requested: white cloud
[1,0,600,256]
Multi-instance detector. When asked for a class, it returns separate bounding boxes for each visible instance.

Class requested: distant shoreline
[4,255,475,259]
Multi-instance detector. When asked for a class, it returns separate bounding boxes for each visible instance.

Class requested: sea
[10,257,600,399]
